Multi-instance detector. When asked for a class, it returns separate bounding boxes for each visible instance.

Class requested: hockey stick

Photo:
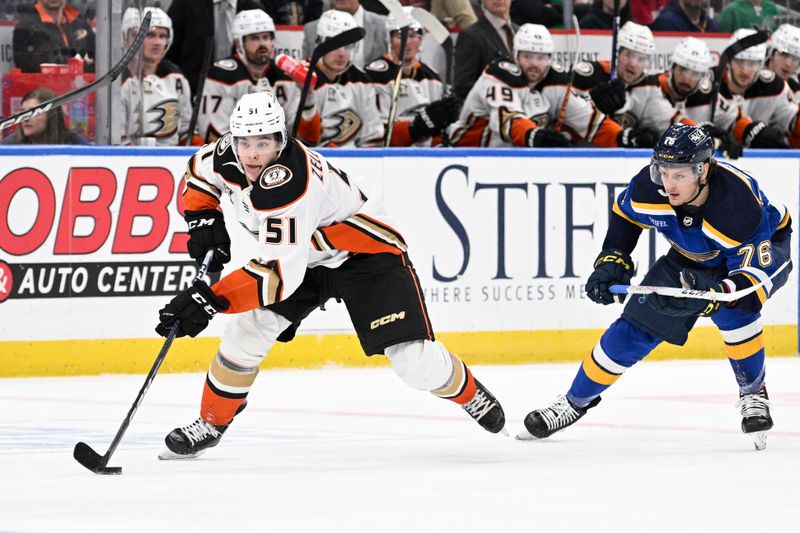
[0,11,151,131]
[184,37,214,146]
[609,0,620,81]
[709,31,768,122]
[411,7,454,146]
[380,0,414,147]
[555,15,581,133]
[290,26,366,137]
[609,260,791,302]
[73,249,214,475]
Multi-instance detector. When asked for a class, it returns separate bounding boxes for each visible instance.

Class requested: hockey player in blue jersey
[518,124,792,450]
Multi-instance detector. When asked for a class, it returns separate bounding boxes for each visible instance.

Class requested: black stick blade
[74,442,122,475]
[312,27,366,61]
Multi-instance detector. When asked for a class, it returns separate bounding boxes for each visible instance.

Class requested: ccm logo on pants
[371,311,406,330]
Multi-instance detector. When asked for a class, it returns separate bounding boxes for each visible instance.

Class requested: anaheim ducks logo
[259,164,293,189]
[324,109,361,146]
[216,133,232,155]
[147,99,180,139]
[531,113,550,128]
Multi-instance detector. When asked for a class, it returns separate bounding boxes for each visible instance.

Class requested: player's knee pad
[218,309,292,369]
[385,340,454,391]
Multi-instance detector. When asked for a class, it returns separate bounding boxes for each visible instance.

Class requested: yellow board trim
[0,325,796,378]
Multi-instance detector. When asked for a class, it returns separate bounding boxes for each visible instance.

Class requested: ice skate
[737,386,773,451]
[159,400,247,460]
[516,395,601,440]
[462,379,506,434]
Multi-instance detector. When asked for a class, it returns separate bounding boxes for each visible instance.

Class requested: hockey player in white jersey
[766,24,800,99]
[196,9,299,143]
[155,91,507,459]
[573,22,675,144]
[721,29,799,148]
[120,7,192,146]
[296,10,383,147]
[365,7,460,146]
[449,24,643,148]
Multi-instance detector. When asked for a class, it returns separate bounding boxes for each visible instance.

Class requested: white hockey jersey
[182,134,406,313]
[449,60,622,147]
[721,69,800,146]
[120,60,192,146]
[197,54,300,143]
[297,65,384,147]
[364,55,444,146]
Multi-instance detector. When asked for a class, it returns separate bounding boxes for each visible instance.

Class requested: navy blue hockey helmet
[650,124,714,185]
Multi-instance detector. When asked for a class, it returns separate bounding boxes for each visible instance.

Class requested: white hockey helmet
[122,7,173,53]
[229,91,287,154]
[385,6,423,36]
[617,21,655,56]
[770,24,800,59]
[730,28,767,62]
[316,9,358,43]
[671,37,713,73]
[232,9,276,42]
[513,24,554,56]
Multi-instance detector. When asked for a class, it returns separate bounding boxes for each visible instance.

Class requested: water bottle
[275,54,318,86]
[69,76,88,137]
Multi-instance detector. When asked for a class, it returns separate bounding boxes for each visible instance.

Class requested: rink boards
[0,147,797,376]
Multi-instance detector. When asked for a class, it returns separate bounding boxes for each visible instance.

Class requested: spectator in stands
[718,0,780,32]
[630,0,669,25]
[579,0,631,29]
[303,0,387,69]
[454,0,515,99]
[650,0,721,32]
[259,0,323,24]
[1,88,90,145]
[166,0,263,96]
[510,0,562,28]
[12,0,95,73]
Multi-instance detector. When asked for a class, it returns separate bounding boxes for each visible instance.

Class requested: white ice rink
[2,357,800,533]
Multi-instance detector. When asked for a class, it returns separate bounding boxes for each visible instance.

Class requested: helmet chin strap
[679,175,708,207]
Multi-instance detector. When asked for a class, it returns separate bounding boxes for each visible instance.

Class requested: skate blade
[751,432,768,451]
[514,430,537,441]
[158,448,206,460]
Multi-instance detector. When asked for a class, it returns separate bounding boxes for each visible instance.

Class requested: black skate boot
[462,379,506,434]
[517,395,601,440]
[159,400,247,460]
[737,386,773,451]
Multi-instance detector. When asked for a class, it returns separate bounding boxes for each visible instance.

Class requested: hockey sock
[722,328,766,395]
[567,319,659,408]
[431,353,477,405]
[201,352,259,426]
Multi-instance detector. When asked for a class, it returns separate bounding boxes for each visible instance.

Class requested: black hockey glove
[586,249,634,305]
[589,79,627,116]
[185,209,231,273]
[155,280,229,338]
[699,123,742,159]
[744,122,790,149]
[409,96,462,140]
[647,268,728,318]
[525,127,571,147]
[617,127,658,148]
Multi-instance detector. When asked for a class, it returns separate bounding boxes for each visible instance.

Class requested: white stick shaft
[610,260,791,302]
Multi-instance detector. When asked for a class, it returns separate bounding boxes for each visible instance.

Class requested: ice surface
[1,358,799,532]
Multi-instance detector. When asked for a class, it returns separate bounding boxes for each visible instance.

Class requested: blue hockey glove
[586,249,634,305]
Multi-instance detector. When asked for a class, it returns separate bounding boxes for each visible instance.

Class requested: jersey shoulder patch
[758,69,776,83]
[415,62,443,82]
[366,58,390,72]
[747,70,785,98]
[572,60,608,91]
[703,164,764,245]
[250,139,311,211]
[364,57,398,84]
[485,60,526,87]
[213,58,239,71]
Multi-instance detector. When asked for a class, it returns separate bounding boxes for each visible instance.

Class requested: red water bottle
[275,54,318,86]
